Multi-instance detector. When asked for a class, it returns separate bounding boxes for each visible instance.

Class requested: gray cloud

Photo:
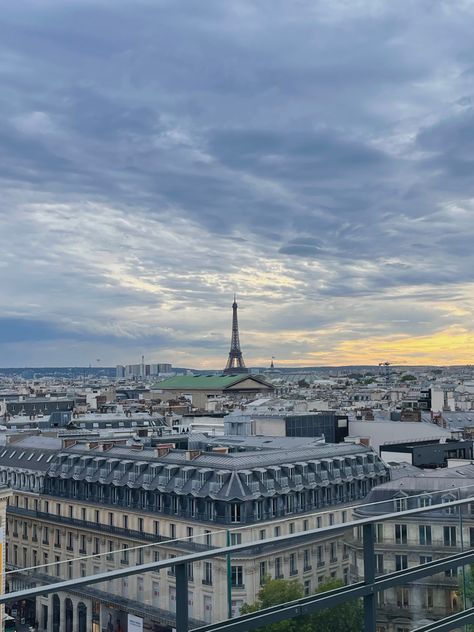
[1,0,474,365]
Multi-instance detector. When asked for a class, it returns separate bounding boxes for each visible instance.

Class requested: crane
[378,361,391,386]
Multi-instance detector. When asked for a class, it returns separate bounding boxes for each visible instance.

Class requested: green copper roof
[154,374,259,390]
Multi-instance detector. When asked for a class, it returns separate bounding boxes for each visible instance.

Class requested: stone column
[46,594,55,632]
[58,593,66,632]
[72,598,80,632]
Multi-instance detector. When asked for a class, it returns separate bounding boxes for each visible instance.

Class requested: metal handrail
[3,494,474,632]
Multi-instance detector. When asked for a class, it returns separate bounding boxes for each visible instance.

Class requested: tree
[400,374,416,381]
[241,578,363,632]
[309,578,364,632]
[241,578,305,632]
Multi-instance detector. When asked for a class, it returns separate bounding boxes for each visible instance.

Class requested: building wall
[6,490,355,630]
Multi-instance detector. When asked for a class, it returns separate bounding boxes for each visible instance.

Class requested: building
[0,398,75,419]
[380,437,473,468]
[154,374,274,410]
[2,434,388,631]
[0,484,12,629]
[349,465,474,631]
[224,411,349,442]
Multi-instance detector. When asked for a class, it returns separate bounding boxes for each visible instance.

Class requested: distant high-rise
[223,295,248,374]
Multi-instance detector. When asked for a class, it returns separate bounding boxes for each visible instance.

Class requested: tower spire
[223,295,248,374]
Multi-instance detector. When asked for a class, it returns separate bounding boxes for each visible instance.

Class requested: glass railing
[4,486,474,631]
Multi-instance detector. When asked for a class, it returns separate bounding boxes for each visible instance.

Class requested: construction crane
[378,361,391,386]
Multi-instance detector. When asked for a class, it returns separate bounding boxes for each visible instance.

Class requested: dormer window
[394,495,408,512]
[419,494,432,508]
[442,494,457,515]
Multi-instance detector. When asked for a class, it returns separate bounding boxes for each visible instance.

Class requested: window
[375,554,384,574]
[423,587,434,609]
[54,529,61,548]
[274,526,281,537]
[420,555,432,565]
[259,529,266,540]
[107,540,114,561]
[123,515,128,529]
[187,562,194,581]
[170,524,176,539]
[231,565,244,587]
[171,496,179,514]
[419,494,431,507]
[419,525,432,546]
[374,524,384,543]
[330,542,337,562]
[154,521,160,536]
[43,527,49,545]
[121,545,129,564]
[444,526,457,547]
[289,522,295,534]
[204,530,212,547]
[394,496,407,512]
[395,524,407,545]
[95,510,99,524]
[303,549,311,571]
[79,535,86,554]
[396,587,409,607]
[395,555,408,571]
[230,503,241,523]
[108,512,114,526]
[303,520,309,531]
[137,548,144,565]
[68,505,73,518]
[204,561,212,585]
[317,545,325,566]
[259,561,267,585]
[290,553,297,575]
[230,532,242,545]
[304,579,311,595]
[56,503,61,516]
[275,557,283,579]
[470,528,474,548]
[138,517,144,532]
[94,538,100,555]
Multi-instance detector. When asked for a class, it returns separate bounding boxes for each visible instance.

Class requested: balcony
[4,494,474,632]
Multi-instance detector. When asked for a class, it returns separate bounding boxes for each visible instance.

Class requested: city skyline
[1,1,474,367]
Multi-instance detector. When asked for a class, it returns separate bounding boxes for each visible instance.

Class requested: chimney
[156,443,175,457]
[212,446,229,454]
[186,450,201,461]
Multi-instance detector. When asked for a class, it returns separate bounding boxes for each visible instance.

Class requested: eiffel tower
[223,295,249,374]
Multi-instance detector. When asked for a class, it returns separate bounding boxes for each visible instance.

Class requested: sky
[1,0,474,368]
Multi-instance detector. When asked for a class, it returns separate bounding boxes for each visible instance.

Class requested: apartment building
[349,465,474,632]
[2,434,388,631]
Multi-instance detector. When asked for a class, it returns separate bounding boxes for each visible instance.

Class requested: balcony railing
[4,495,474,632]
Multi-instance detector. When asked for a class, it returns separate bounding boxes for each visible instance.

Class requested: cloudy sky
[1,0,474,368]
